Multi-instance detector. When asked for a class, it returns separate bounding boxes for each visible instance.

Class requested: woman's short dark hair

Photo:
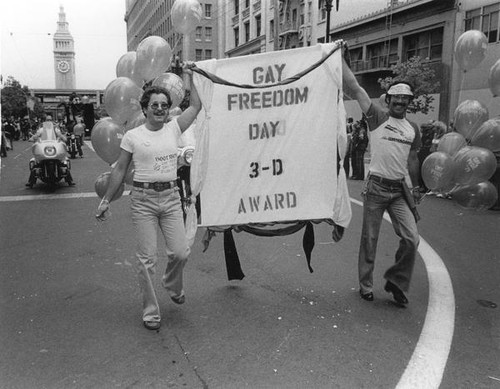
[140,86,172,110]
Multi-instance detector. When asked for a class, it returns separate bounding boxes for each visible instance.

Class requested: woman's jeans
[358,178,419,294]
[131,187,190,322]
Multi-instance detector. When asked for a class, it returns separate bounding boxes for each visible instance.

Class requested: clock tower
[53,6,76,89]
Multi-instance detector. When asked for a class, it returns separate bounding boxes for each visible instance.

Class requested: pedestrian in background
[72,116,85,157]
[344,118,353,177]
[341,40,422,306]
[351,119,369,180]
[95,68,201,331]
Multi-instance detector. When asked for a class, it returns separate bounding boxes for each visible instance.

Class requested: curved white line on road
[351,198,455,389]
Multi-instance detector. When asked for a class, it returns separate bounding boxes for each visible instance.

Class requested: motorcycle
[66,132,78,159]
[27,123,73,188]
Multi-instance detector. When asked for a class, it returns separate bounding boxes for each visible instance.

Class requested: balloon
[116,52,143,86]
[104,77,143,125]
[124,110,146,131]
[454,30,488,71]
[451,181,498,211]
[171,0,203,35]
[421,152,456,191]
[453,100,489,141]
[91,117,125,164]
[488,59,500,97]
[379,93,387,108]
[135,36,172,81]
[471,118,500,153]
[95,172,125,202]
[152,72,185,108]
[437,132,467,157]
[453,146,497,186]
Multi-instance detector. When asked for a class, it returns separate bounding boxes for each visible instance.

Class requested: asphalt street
[0,140,499,388]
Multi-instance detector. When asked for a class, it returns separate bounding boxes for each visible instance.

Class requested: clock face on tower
[57,60,70,73]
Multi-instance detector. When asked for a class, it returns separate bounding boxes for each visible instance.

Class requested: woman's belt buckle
[152,182,167,191]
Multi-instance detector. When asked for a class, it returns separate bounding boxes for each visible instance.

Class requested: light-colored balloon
[95,172,125,202]
[453,100,489,141]
[437,132,467,157]
[116,52,143,86]
[171,0,203,35]
[453,146,497,186]
[124,110,146,131]
[379,93,387,108]
[135,36,172,81]
[451,181,498,211]
[488,59,500,97]
[91,117,125,164]
[421,152,456,191]
[454,30,488,71]
[104,77,143,125]
[152,72,185,108]
[471,118,500,153]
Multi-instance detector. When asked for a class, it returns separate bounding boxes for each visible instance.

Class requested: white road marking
[351,198,455,389]
[0,192,129,202]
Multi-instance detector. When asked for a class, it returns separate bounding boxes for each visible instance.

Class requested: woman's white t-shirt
[121,119,181,183]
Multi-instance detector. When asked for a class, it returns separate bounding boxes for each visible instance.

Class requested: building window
[465,4,500,43]
[205,49,212,60]
[270,19,275,40]
[234,0,239,15]
[234,27,239,47]
[367,39,398,69]
[255,15,261,36]
[245,0,250,8]
[404,28,443,61]
[349,47,364,72]
[205,27,212,41]
[195,49,203,61]
[195,26,202,41]
[244,22,250,42]
[318,0,327,21]
[205,4,212,18]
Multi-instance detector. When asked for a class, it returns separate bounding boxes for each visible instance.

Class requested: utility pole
[324,0,339,43]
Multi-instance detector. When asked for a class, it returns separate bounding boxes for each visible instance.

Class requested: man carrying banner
[340,42,422,305]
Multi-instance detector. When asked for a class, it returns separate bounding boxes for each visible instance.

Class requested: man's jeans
[358,178,419,294]
[131,187,189,322]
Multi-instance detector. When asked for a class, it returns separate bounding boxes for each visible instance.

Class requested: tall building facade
[124,0,219,71]
[53,6,76,90]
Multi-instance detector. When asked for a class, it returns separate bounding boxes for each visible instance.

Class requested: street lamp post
[324,0,339,43]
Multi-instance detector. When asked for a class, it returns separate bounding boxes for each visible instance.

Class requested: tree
[378,56,440,115]
[1,76,44,121]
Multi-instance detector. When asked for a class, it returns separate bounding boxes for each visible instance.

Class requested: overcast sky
[1,0,388,91]
[1,0,128,90]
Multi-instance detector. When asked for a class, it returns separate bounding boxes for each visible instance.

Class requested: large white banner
[193,44,347,227]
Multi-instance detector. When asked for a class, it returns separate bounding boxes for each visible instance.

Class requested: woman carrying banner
[95,68,201,330]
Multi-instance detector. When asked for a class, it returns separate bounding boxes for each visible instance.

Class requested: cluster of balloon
[95,172,125,202]
[92,0,203,200]
[421,29,500,210]
[421,122,499,211]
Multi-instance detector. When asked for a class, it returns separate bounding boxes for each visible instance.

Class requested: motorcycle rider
[26,115,75,186]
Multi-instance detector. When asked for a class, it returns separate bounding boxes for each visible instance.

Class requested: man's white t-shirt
[121,119,181,183]
[365,104,421,181]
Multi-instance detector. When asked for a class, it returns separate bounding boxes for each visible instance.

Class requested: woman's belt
[133,180,177,191]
